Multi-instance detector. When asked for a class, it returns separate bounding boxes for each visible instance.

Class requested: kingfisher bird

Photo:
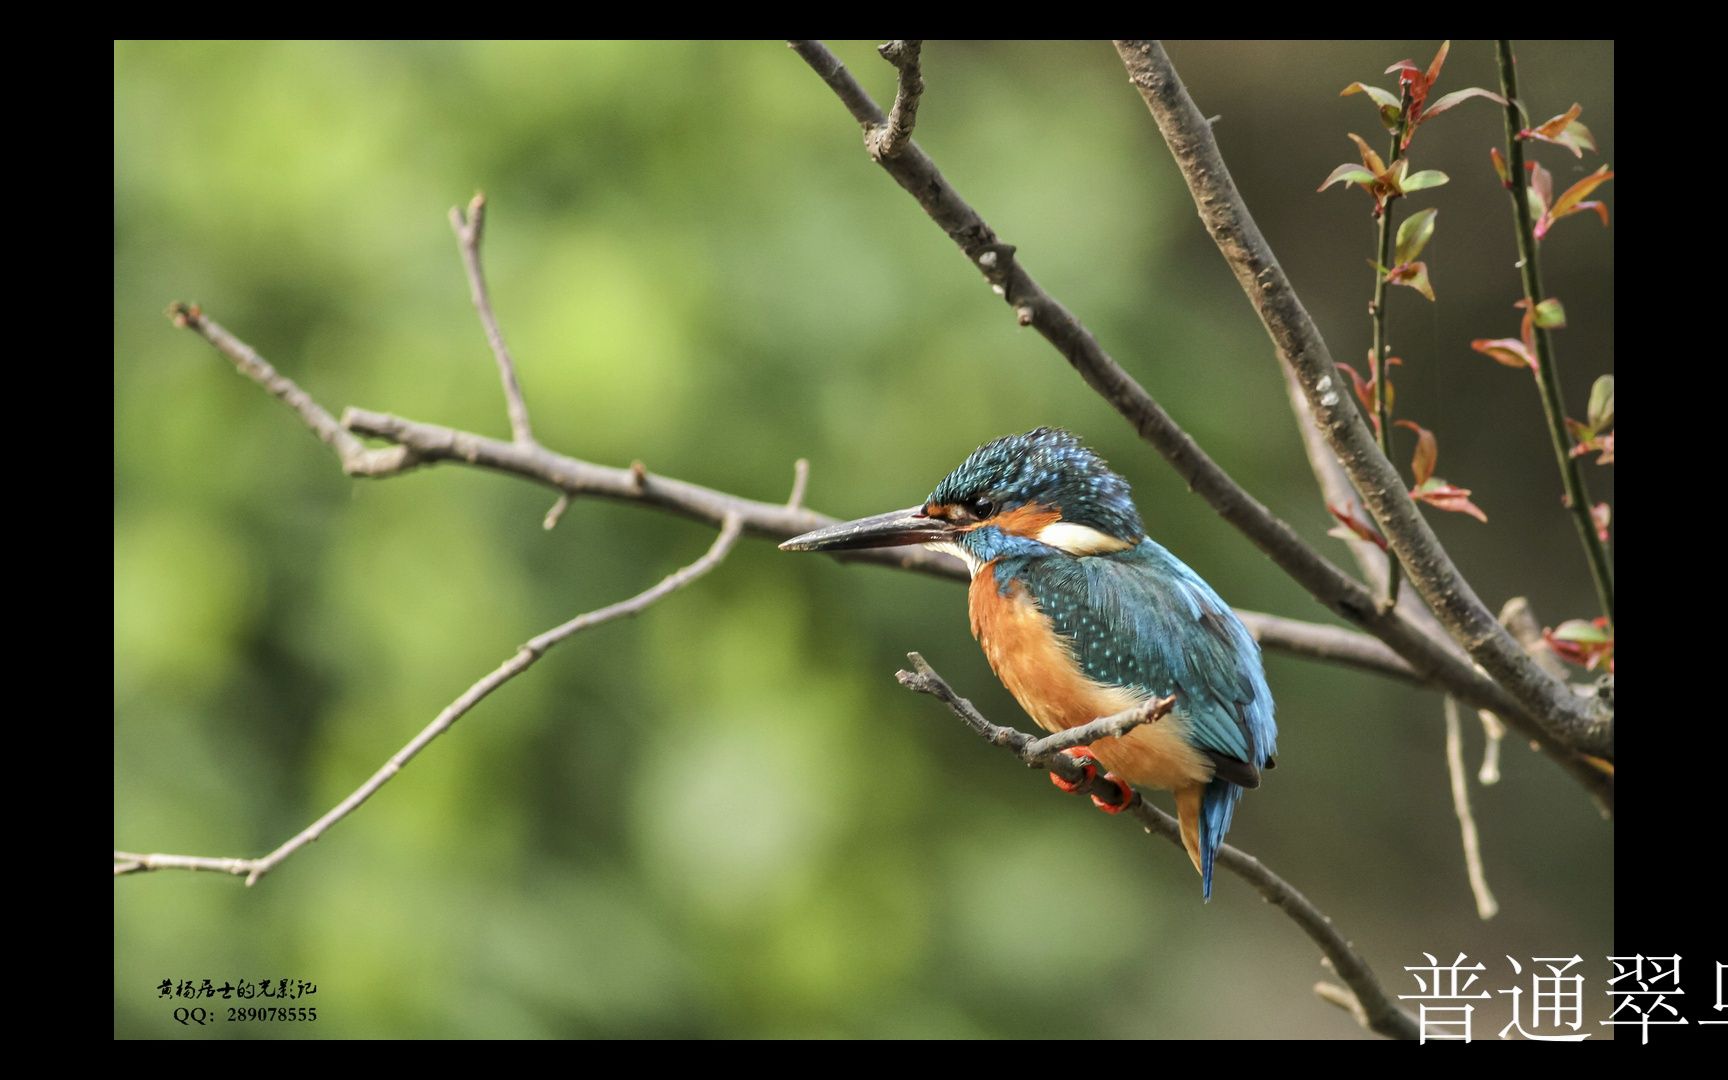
[781,428,1276,899]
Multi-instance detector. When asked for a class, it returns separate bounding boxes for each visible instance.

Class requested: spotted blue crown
[929,428,1144,542]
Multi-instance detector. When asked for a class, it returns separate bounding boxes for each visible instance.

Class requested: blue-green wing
[1013,539,1276,772]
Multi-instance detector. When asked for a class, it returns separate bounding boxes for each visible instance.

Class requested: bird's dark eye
[968,497,996,519]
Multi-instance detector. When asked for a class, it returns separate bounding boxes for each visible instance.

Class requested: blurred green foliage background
[116,40,1613,1039]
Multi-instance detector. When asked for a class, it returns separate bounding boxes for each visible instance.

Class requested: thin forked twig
[166,302,417,477]
[869,40,923,160]
[450,192,535,446]
[1444,696,1499,920]
[895,653,1419,1041]
[786,458,810,512]
[115,514,744,885]
[895,652,1172,810]
[1024,696,1176,759]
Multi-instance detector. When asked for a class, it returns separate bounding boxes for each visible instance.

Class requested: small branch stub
[450,191,536,447]
[116,515,745,885]
[787,458,810,512]
[869,40,923,160]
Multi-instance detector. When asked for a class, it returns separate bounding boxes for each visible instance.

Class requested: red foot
[1049,746,1098,791]
[1050,748,1135,814]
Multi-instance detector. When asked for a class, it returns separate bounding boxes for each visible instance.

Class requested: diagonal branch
[1024,695,1175,759]
[166,302,1420,689]
[342,408,1517,714]
[116,514,744,885]
[340,407,969,581]
[896,653,1419,1041]
[1282,367,1425,618]
[896,653,1173,807]
[1108,40,1611,762]
[1299,378,1611,812]
[450,192,535,445]
[785,40,1610,803]
[1239,610,1418,683]
[167,302,417,477]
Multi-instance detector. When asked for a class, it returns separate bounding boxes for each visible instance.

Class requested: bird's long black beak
[779,505,958,552]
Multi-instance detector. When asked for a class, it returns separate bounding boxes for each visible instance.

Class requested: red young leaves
[1327,501,1389,551]
[1383,207,1439,300]
[1527,161,1613,241]
[1472,298,1560,373]
[1520,104,1597,158]
[1544,617,1614,672]
[1397,420,1487,523]
[1565,375,1615,465]
[1337,352,1402,432]
[1319,133,1449,215]
[1344,41,1505,149]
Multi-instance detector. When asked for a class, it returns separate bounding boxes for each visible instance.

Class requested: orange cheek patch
[990,502,1061,538]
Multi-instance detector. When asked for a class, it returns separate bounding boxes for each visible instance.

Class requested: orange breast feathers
[968,563,1212,794]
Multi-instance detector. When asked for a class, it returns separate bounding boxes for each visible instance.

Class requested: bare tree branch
[785,40,1609,806]
[1282,365,1393,595]
[343,407,1538,722]
[1493,597,1615,809]
[1278,362,1519,730]
[115,514,744,885]
[1287,317,1613,803]
[1285,343,1614,822]
[1109,40,1611,763]
[1281,365,1469,654]
[786,457,811,512]
[134,44,1605,1038]
[339,406,968,580]
[160,287,1457,887]
[1499,598,1569,680]
[166,302,417,477]
[1024,695,1175,759]
[896,653,1419,1041]
[449,192,535,445]
[895,651,1172,806]
[1444,697,1499,920]
[543,493,572,530]
[1238,610,1417,684]
[869,40,923,160]
[1477,709,1506,786]
[166,303,1422,696]
[1314,981,1374,1029]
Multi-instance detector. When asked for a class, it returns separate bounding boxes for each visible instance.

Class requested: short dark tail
[1198,778,1244,901]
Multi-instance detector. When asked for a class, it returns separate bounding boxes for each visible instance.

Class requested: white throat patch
[924,540,983,577]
